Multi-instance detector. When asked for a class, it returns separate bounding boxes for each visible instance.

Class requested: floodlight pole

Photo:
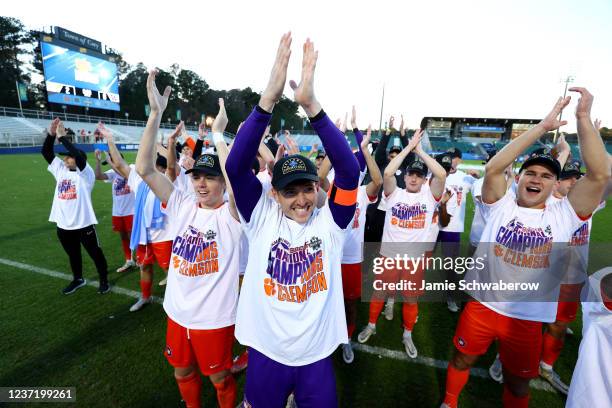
[554,75,574,142]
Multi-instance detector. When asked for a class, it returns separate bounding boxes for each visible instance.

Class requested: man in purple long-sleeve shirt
[225,33,359,408]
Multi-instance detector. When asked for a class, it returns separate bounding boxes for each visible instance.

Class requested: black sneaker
[98,281,111,294]
[63,279,86,295]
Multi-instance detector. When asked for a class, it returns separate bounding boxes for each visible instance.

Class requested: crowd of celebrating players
[41,33,611,408]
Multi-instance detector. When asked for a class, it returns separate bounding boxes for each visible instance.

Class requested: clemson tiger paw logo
[494,245,504,257]
[172,256,181,269]
[263,278,276,297]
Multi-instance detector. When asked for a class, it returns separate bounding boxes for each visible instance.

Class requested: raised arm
[399,114,410,148]
[351,105,366,171]
[413,132,446,199]
[374,124,392,168]
[165,122,182,182]
[98,123,131,179]
[94,150,109,180]
[566,88,611,217]
[554,133,571,169]
[383,130,421,196]
[317,156,332,192]
[42,118,59,164]
[226,33,291,222]
[211,98,239,221]
[135,70,174,203]
[361,125,383,197]
[289,39,359,229]
[56,121,86,171]
[482,96,570,204]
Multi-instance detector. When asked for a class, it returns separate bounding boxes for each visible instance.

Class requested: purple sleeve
[352,128,366,172]
[310,111,359,229]
[225,107,272,223]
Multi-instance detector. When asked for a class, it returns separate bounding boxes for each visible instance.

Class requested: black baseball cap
[185,154,222,176]
[404,158,428,176]
[389,145,402,154]
[59,149,87,161]
[155,154,167,169]
[447,147,462,159]
[265,138,280,157]
[484,149,497,163]
[252,159,261,175]
[519,150,561,178]
[315,150,326,160]
[435,153,453,172]
[560,160,583,180]
[272,154,319,190]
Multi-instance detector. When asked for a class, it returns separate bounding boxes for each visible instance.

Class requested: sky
[5,0,612,131]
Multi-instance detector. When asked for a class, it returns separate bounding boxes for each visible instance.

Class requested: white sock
[403,329,412,338]
[386,298,395,305]
[367,322,376,329]
[540,361,553,371]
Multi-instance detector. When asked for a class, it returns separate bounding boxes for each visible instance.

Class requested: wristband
[212,132,224,144]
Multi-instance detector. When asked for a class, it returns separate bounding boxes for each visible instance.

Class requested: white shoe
[447,299,459,313]
[357,325,376,343]
[116,259,136,273]
[439,404,451,408]
[539,366,569,395]
[566,327,574,335]
[488,354,504,383]
[129,297,152,312]
[384,299,394,320]
[402,334,418,358]
[158,277,167,286]
[342,343,354,364]
[285,393,297,408]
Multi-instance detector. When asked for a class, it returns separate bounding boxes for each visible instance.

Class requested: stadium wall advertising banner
[40,39,120,111]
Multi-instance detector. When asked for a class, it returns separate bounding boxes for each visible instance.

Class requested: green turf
[1,153,609,407]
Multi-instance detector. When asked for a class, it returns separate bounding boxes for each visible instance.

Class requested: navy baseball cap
[389,145,402,154]
[447,147,462,159]
[185,154,222,176]
[519,150,561,178]
[316,150,326,160]
[59,149,87,161]
[272,154,319,190]
[435,153,453,172]
[404,158,428,176]
[560,160,583,180]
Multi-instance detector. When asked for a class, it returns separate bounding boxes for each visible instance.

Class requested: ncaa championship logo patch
[282,157,307,174]
[197,155,215,168]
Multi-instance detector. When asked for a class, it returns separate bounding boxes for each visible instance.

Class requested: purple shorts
[243,348,337,408]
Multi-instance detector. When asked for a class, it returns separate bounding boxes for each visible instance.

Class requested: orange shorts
[453,301,542,378]
[164,318,234,376]
[342,263,362,300]
[136,240,172,269]
[372,256,424,300]
[112,215,133,232]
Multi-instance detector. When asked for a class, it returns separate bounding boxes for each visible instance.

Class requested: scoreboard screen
[41,40,120,111]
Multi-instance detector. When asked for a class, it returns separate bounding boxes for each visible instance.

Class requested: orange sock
[121,238,132,261]
[140,280,152,299]
[541,332,563,366]
[402,303,418,331]
[502,385,529,408]
[213,375,237,408]
[443,363,470,408]
[176,371,201,408]
[347,323,356,338]
[368,300,385,324]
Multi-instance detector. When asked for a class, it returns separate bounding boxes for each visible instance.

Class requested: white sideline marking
[0,257,555,393]
[0,258,162,305]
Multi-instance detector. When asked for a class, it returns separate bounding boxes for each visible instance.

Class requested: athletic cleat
[342,342,354,364]
[402,334,418,358]
[98,281,111,294]
[488,354,504,383]
[439,404,451,408]
[231,350,249,374]
[384,299,394,320]
[447,299,459,313]
[62,278,86,295]
[116,260,136,273]
[129,297,152,312]
[158,277,167,286]
[539,366,569,395]
[357,325,376,343]
[566,327,574,335]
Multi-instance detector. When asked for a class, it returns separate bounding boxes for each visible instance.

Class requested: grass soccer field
[1,153,610,407]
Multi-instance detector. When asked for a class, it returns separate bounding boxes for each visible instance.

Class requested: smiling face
[190,171,225,208]
[63,155,77,170]
[404,171,427,193]
[272,180,319,224]
[517,164,557,208]
[182,146,193,158]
